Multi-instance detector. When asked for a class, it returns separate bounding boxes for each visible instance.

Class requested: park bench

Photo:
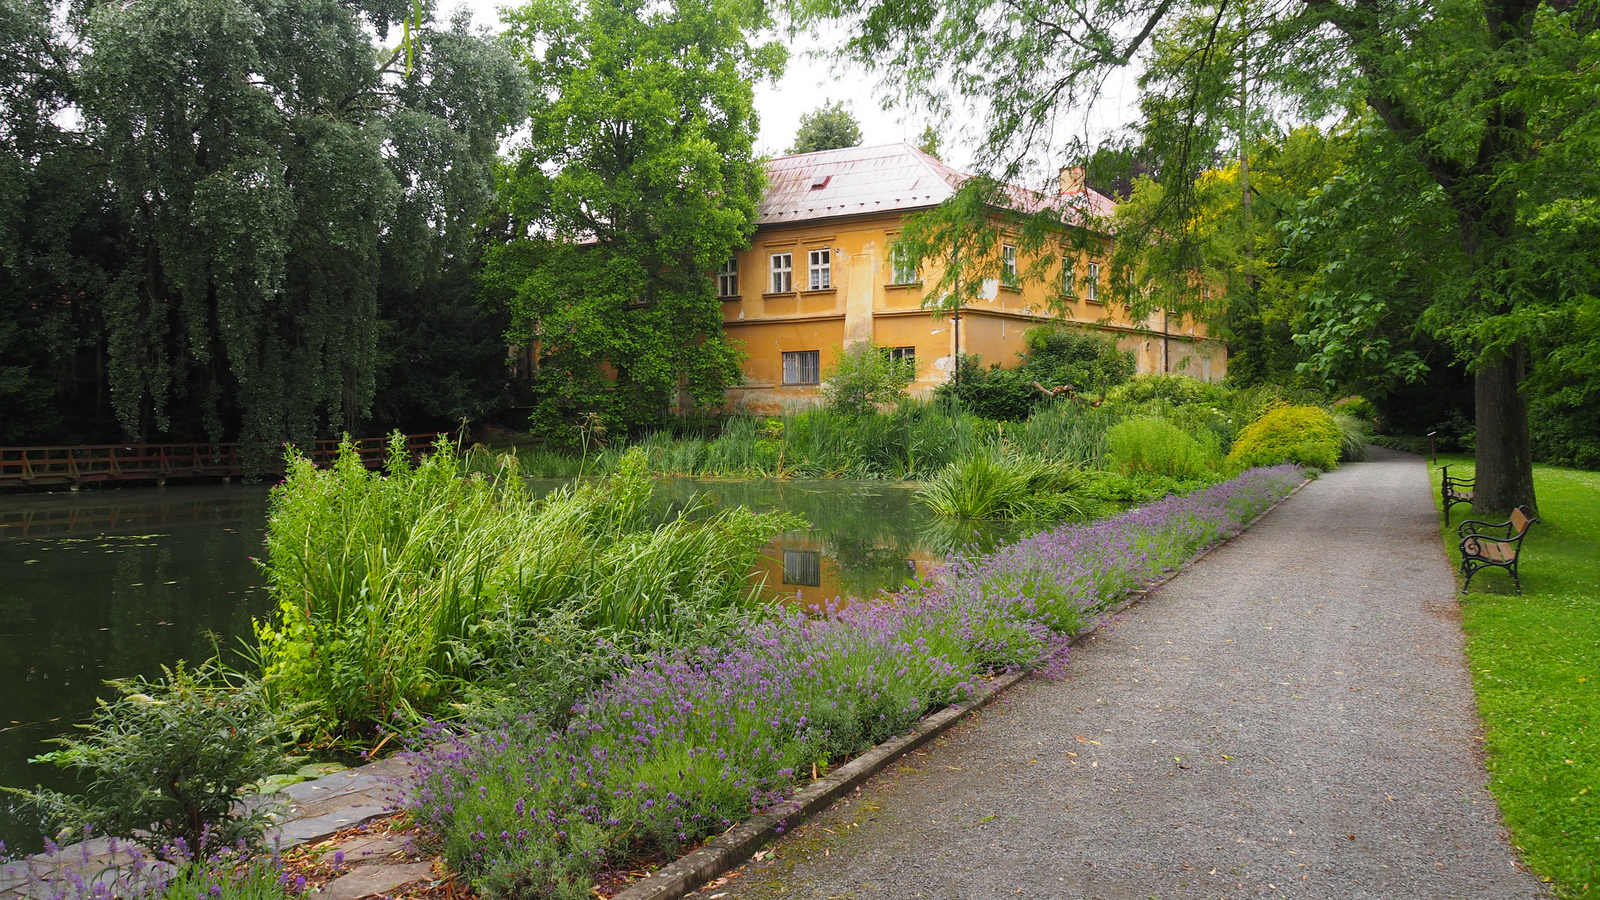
[1439,464,1475,524]
[1458,506,1538,594]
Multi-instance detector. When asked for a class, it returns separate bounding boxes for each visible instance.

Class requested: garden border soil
[609,475,1311,900]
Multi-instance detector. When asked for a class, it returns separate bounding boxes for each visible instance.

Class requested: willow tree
[483,0,784,438]
[798,0,1600,511]
[76,0,523,457]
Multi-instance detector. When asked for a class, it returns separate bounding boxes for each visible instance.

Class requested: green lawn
[1433,455,1600,898]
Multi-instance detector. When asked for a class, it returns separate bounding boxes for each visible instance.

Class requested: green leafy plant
[1106,416,1219,479]
[1020,324,1136,394]
[1225,405,1343,472]
[3,659,289,858]
[821,342,916,418]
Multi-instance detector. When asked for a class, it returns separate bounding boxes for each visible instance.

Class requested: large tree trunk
[1473,342,1537,513]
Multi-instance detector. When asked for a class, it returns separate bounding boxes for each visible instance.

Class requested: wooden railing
[0,434,442,488]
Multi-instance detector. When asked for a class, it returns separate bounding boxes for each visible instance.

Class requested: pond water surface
[0,476,1026,856]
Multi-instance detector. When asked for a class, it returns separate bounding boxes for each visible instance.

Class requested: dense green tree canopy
[789,100,863,154]
[0,1,525,455]
[795,0,1600,508]
[483,0,784,441]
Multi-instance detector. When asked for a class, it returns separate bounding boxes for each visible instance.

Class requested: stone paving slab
[2,755,413,897]
[323,861,437,900]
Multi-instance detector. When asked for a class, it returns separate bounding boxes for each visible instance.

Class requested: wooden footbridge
[0,434,441,489]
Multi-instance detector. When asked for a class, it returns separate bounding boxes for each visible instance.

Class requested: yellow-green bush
[1225,405,1343,472]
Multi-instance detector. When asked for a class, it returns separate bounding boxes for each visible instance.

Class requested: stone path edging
[608,474,1310,900]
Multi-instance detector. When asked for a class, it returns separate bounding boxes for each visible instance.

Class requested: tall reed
[255,435,794,739]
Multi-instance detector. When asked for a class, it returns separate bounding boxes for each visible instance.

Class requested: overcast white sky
[451,0,1140,174]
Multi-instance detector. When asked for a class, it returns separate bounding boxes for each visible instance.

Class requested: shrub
[1019,325,1136,395]
[1225,405,1343,471]
[1106,373,1228,407]
[934,355,1039,421]
[4,660,289,858]
[1105,417,1219,479]
[821,341,915,417]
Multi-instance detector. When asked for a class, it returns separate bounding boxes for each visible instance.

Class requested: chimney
[1059,165,1086,194]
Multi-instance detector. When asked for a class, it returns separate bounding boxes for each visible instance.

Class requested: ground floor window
[783,349,820,385]
[886,346,916,375]
[782,550,822,586]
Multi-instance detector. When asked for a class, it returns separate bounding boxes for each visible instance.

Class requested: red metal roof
[758,142,1116,229]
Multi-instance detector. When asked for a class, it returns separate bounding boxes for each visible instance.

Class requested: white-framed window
[1061,256,1075,296]
[808,248,831,290]
[1086,262,1100,302]
[1001,244,1019,287]
[886,346,916,376]
[890,241,918,285]
[770,252,793,293]
[783,350,820,385]
[717,258,738,297]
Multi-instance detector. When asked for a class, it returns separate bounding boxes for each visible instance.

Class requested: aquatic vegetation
[404,465,1304,899]
[255,436,795,739]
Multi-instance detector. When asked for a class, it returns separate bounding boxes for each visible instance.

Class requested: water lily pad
[254,773,306,794]
[296,762,350,778]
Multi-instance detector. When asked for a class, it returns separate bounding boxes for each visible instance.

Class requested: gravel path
[712,449,1543,900]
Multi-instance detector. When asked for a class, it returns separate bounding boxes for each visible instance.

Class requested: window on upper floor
[717,258,738,297]
[1001,244,1019,287]
[770,252,793,293]
[808,248,831,290]
[1086,262,1100,302]
[890,241,918,285]
[1061,256,1075,296]
[783,349,820,385]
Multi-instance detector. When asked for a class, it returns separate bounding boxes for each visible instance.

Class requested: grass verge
[1434,454,1600,898]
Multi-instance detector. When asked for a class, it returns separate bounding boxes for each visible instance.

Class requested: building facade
[716,143,1226,414]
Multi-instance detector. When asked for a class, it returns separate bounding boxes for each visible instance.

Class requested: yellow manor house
[716,143,1226,414]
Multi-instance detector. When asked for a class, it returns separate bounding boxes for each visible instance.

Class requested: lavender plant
[404,465,1303,899]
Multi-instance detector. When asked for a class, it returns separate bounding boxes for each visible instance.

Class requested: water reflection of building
[754,532,942,608]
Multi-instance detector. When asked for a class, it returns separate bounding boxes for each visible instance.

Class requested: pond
[0,476,1028,856]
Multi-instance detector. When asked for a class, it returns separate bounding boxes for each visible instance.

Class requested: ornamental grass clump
[405,465,1304,899]
[916,448,1093,520]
